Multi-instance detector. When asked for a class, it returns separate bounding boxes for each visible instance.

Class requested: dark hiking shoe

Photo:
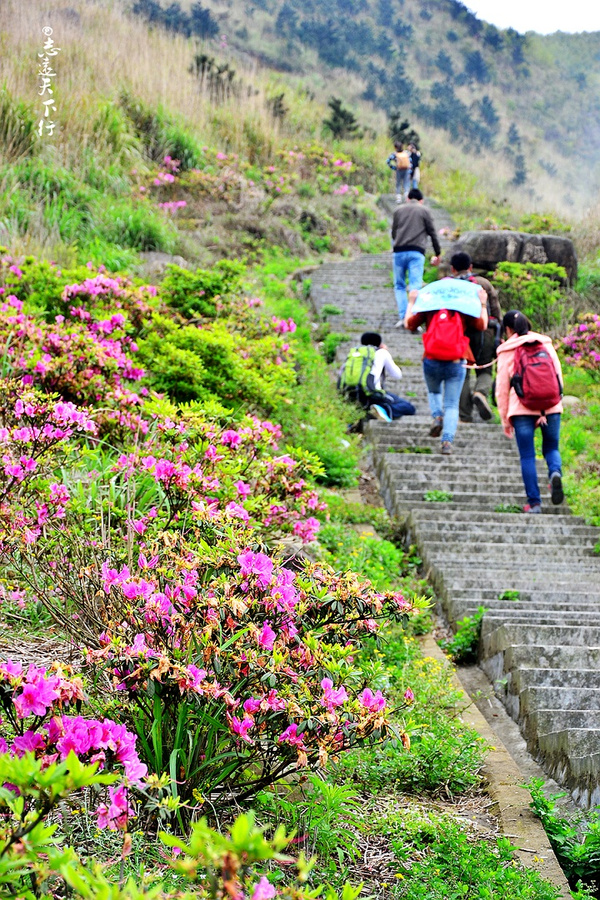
[472,391,493,421]
[550,472,564,505]
[429,416,443,437]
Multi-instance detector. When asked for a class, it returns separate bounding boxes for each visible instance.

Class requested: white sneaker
[369,404,392,423]
[395,194,403,204]
[394,320,406,329]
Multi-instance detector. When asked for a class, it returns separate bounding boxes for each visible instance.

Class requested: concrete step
[510,668,600,691]
[482,623,600,657]
[448,598,600,620]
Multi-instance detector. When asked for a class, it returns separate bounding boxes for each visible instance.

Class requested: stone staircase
[309,223,600,809]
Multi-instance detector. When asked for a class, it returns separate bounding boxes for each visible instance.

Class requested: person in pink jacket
[496,310,564,513]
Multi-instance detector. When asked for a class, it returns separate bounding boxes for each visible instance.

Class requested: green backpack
[338,345,376,397]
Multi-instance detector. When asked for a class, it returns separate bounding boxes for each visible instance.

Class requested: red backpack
[510,341,562,412]
[422,309,470,361]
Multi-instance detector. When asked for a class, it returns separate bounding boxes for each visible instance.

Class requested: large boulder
[451,230,577,284]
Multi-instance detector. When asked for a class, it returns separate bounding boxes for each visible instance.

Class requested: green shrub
[527,777,600,894]
[138,314,295,410]
[321,330,348,363]
[439,607,486,663]
[491,261,568,332]
[120,90,203,169]
[519,212,571,235]
[96,197,177,251]
[161,260,245,318]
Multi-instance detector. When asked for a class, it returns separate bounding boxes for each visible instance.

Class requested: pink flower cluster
[563,314,600,370]
[271,316,297,335]
[0,658,146,830]
[158,200,187,213]
[333,184,359,196]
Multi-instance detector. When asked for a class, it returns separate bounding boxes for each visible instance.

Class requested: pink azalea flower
[404,688,415,703]
[14,673,60,718]
[237,551,274,589]
[257,622,276,651]
[229,715,254,743]
[320,677,348,711]
[252,876,276,900]
[225,501,250,522]
[221,429,241,447]
[278,723,305,746]
[359,688,387,712]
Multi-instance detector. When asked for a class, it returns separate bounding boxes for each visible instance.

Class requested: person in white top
[360,332,416,422]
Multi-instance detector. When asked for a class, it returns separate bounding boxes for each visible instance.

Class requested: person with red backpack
[405,288,488,454]
[496,310,564,513]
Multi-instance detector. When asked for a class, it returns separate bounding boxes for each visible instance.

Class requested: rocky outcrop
[452,230,577,284]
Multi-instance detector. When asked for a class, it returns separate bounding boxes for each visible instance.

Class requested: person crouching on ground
[338,332,416,423]
[405,288,488,454]
[496,310,564,513]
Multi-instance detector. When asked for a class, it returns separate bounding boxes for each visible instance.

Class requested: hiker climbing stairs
[309,208,600,808]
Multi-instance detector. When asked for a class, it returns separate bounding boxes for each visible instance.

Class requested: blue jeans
[422,358,467,443]
[512,414,562,506]
[395,168,411,198]
[393,250,425,320]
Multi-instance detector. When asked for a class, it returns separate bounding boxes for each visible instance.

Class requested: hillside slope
[130,0,600,211]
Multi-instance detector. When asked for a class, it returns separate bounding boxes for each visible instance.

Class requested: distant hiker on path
[408,143,421,190]
[391,188,441,328]
[405,287,488,454]
[450,251,502,424]
[338,332,416,423]
[496,310,564,513]
[386,141,412,204]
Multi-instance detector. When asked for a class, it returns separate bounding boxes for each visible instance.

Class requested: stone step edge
[419,634,570,897]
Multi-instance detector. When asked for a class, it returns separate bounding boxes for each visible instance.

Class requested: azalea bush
[562,313,600,378]
[0,383,419,817]
[0,659,145,837]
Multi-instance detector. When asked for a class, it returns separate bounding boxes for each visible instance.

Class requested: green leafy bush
[96,197,177,252]
[528,777,600,894]
[161,260,245,319]
[519,212,571,235]
[138,313,295,409]
[439,607,486,664]
[388,807,577,899]
[491,261,568,332]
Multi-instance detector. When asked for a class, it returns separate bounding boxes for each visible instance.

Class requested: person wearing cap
[496,310,564,514]
[449,251,502,424]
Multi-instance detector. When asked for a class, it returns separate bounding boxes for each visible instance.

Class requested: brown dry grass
[0,0,327,164]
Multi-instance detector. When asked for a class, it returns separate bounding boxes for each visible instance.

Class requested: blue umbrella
[412,278,482,318]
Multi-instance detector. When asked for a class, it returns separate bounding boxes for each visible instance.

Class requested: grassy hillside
[126,0,600,213]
